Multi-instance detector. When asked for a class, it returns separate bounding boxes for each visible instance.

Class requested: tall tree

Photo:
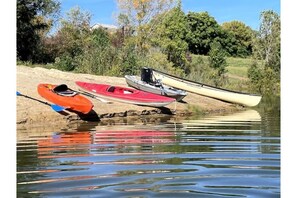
[186,11,224,55]
[208,41,227,86]
[221,21,254,57]
[253,10,280,73]
[17,0,60,62]
[52,7,92,71]
[116,0,177,53]
[152,0,190,70]
[248,10,280,95]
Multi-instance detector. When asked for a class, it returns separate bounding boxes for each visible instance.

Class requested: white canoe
[152,69,262,107]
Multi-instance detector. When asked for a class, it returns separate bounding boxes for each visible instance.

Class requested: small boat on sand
[151,69,262,107]
[37,83,93,114]
[125,75,187,102]
[75,81,176,107]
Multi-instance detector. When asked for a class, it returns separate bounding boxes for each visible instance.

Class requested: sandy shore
[16,65,240,129]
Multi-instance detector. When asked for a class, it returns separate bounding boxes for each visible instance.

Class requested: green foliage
[17,0,60,62]
[74,27,114,74]
[253,10,280,73]
[116,0,177,54]
[16,1,280,97]
[208,42,227,86]
[248,62,280,95]
[186,11,224,55]
[186,55,214,85]
[54,53,76,71]
[248,10,280,95]
[139,50,175,73]
[152,3,190,70]
[119,43,139,75]
[221,21,254,57]
[52,7,92,71]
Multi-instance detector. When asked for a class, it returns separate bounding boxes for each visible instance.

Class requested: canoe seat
[53,84,77,97]
[107,86,116,92]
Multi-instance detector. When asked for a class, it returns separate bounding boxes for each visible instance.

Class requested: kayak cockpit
[52,84,77,97]
[107,86,133,94]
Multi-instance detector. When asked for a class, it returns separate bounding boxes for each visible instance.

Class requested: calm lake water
[17,97,280,197]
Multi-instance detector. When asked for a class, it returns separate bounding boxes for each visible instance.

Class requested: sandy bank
[16,65,240,129]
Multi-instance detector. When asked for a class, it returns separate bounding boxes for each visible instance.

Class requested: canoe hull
[152,70,262,107]
[37,84,93,114]
[75,81,175,107]
[125,75,187,101]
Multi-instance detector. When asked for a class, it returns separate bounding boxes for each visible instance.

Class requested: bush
[208,42,228,86]
[248,62,280,95]
[54,54,76,71]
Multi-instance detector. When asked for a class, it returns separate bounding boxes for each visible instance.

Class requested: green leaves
[152,4,190,70]
[254,10,280,73]
[186,12,223,55]
[208,42,227,86]
[222,21,254,57]
[17,0,60,62]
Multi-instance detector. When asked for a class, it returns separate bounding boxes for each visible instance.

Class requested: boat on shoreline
[75,81,176,107]
[125,75,187,102]
[151,69,262,107]
[37,84,93,114]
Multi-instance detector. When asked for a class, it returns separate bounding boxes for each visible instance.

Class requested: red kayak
[75,81,175,107]
[37,83,93,114]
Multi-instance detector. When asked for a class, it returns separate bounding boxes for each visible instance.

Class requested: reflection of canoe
[183,109,261,126]
[125,75,187,101]
[94,130,175,144]
[152,69,262,107]
[37,84,93,114]
[75,81,175,107]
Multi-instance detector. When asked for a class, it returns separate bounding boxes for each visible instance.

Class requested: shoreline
[16,65,242,130]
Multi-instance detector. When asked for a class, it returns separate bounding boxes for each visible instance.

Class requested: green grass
[191,54,263,80]
[226,56,255,68]
[190,54,263,92]
[226,57,263,79]
[226,66,248,78]
[226,57,252,77]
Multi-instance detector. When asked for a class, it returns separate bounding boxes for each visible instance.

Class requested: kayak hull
[125,75,187,102]
[37,84,93,114]
[75,81,175,107]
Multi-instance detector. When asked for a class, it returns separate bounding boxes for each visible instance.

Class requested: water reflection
[17,108,280,197]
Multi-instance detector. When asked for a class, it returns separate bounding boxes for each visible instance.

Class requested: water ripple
[17,110,280,197]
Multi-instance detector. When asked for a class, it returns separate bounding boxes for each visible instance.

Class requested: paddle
[77,89,112,104]
[16,91,65,112]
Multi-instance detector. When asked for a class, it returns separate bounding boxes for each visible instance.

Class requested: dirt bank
[16,65,240,129]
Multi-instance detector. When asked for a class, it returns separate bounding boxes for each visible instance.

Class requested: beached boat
[152,69,262,107]
[75,81,176,107]
[125,75,187,101]
[37,83,93,114]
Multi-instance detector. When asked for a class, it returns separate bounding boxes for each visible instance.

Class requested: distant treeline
[17,0,280,95]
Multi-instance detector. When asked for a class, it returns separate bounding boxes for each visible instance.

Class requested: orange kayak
[37,84,93,114]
